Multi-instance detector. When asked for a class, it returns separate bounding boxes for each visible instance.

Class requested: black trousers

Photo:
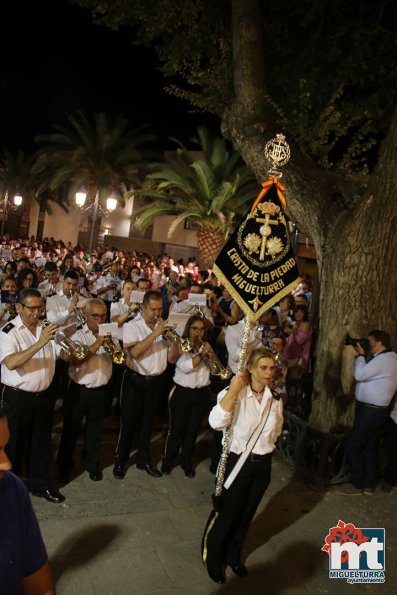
[163,384,211,469]
[57,380,108,474]
[346,401,389,488]
[2,385,55,491]
[383,416,397,485]
[115,369,165,466]
[202,451,272,573]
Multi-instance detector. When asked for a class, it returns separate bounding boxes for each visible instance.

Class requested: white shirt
[355,351,397,406]
[0,316,58,392]
[94,274,122,302]
[45,291,86,326]
[209,385,283,455]
[38,279,63,298]
[68,326,112,388]
[110,298,130,341]
[225,319,260,374]
[173,352,211,388]
[123,313,168,376]
[169,299,214,324]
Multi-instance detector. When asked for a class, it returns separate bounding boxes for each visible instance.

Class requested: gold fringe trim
[213,264,299,322]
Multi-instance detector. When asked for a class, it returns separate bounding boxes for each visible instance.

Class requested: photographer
[339,330,397,496]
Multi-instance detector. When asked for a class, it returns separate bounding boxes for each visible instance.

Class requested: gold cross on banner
[255,213,278,260]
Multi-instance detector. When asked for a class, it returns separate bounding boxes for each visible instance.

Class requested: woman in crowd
[59,254,75,277]
[260,308,283,348]
[16,268,39,290]
[161,315,213,478]
[283,304,313,380]
[202,347,283,584]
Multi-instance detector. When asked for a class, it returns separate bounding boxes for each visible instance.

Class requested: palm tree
[0,149,44,237]
[133,126,257,269]
[34,110,156,248]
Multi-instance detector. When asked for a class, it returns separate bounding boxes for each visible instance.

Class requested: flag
[213,177,299,321]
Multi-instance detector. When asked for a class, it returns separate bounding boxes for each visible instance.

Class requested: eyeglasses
[191,326,205,331]
[89,313,107,320]
[22,305,45,312]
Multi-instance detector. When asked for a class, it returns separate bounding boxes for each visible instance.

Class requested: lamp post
[0,191,23,236]
[75,191,118,253]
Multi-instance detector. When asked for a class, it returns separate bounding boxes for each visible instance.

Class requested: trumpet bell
[103,333,126,365]
[162,327,193,352]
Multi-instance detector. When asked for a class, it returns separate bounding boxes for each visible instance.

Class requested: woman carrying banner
[201,347,283,584]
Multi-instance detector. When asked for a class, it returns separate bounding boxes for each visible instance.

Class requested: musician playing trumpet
[57,299,112,484]
[113,290,168,479]
[45,271,86,326]
[0,288,65,503]
[110,279,140,342]
[161,315,213,478]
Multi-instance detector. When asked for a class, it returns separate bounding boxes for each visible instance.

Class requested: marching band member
[45,270,86,326]
[113,290,168,479]
[57,299,112,483]
[38,261,62,298]
[161,315,213,478]
[0,288,64,503]
[110,279,140,342]
[94,260,122,318]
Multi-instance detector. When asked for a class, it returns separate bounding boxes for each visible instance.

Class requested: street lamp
[0,191,23,236]
[75,191,118,253]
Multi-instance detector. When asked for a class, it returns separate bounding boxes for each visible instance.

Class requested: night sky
[0,0,219,154]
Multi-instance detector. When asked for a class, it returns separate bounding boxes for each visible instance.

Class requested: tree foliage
[73,0,397,175]
[133,126,257,237]
[34,110,156,203]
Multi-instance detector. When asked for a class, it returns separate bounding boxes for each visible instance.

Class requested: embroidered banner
[213,178,299,321]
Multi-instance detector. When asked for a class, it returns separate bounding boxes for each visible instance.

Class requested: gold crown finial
[264,133,291,178]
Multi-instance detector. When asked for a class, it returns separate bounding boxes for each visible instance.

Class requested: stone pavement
[32,423,397,595]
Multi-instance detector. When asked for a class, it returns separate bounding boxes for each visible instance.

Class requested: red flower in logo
[322,520,369,564]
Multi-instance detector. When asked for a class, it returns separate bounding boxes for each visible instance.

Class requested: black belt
[358,402,389,409]
[7,386,49,398]
[127,369,162,381]
[249,452,271,462]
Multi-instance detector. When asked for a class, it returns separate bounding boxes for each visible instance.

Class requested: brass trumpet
[102,333,126,365]
[197,341,233,379]
[162,325,193,353]
[41,319,88,360]
[101,255,121,276]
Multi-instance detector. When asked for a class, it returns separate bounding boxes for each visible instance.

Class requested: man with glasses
[56,299,112,483]
[0,288,65,503]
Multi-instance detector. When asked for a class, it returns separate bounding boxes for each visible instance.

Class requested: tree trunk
[222,0,397,432]
[309,108,397,432]
[197,228,225,270]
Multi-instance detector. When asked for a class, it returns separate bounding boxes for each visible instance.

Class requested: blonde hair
[246,347,276,371]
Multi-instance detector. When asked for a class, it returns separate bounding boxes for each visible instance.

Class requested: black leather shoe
[88,469,103,481]
[161,460,172,475]
[207,568,226,584]
[113,464,125,479]
[182,467,195,478]
[136,463,163,478]
[227,562,248,577]
[31,488,65,504]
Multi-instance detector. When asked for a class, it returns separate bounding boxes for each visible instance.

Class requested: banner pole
[214,314,254,497]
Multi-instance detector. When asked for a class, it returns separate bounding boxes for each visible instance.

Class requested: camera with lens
[344,334,370,356]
